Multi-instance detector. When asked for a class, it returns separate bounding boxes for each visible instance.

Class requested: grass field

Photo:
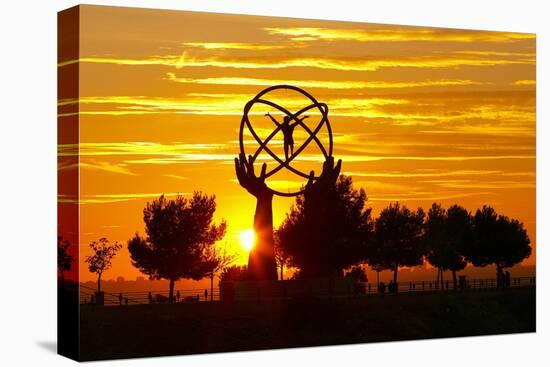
[79,287,535,361]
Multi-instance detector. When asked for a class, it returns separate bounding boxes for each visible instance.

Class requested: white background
[0,0,547,365]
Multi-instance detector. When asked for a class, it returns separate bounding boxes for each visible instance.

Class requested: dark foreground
[79,287,535,361]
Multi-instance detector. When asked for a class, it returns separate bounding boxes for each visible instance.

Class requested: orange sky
[57,5,536,283]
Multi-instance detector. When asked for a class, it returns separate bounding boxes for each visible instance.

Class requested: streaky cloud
[263,27,534,43]
[166,73,484,90]
[58,51,533,72]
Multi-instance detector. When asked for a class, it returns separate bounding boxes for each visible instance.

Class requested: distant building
[136,276,145,282]
[116,276,125,283]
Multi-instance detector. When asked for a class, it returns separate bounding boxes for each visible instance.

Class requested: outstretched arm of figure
[265,113,281,127]
[291,115,309,128]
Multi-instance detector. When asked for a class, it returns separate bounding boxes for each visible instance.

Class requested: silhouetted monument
[235,85,339,281]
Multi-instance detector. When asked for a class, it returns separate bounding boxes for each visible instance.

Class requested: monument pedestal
[220,277,354,303]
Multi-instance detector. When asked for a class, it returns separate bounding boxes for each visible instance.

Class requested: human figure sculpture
[234,153,342,281]
[265,112,309,160]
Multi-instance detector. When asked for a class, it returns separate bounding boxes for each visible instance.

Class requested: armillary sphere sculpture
[234,85,342,281]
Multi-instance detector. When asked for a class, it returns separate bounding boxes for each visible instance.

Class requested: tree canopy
[345,265,368,282]
[371,202,425,283]
[57,235,74,289]
[276,175,373,278]
[219,265,248,283]
[201,244,237,301]
[274,235,291,280]
[85,237,122,292]
[127,192,226,302]
[424,203,471,288]
[467,206,531,277]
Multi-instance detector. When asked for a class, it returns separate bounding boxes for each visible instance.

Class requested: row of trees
[60,176,531,299]
[274,175,532,289]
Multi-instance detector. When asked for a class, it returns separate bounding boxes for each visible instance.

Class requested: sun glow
[239,229,255,251]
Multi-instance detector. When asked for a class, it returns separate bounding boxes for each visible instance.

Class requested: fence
[79,284,221,306]
[79,276,535,306]
[360,276,535,296]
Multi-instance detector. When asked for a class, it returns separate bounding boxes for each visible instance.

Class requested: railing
[79,276,535,306]
[79,284,221,306]
[360,276,535,296]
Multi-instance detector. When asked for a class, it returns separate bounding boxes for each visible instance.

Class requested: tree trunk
[435,268,440,288]
[97,273,102,293]
[393,265,398,284]
[440,269,445,289]
[210,274,214,302]
[169,278,175,303]
[452,270,457,290]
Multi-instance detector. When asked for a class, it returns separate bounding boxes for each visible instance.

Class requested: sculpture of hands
[234,153,272,198]
[305,156,342,196]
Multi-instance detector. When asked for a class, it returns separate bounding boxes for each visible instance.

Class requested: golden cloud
[166,72,483,90]
[59,192,189,204]
[58,50,533,71]
[512,79,536,86]
[182,42,302,50]
[263,27,534,43]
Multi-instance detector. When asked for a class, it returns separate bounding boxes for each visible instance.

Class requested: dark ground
[79,287,535,361]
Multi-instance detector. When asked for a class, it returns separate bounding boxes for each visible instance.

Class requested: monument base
[220,277,355,303]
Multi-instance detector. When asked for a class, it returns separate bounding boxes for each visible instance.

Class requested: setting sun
[239,229,255,251]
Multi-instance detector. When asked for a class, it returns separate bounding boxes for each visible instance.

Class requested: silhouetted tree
[467,206,531,280]
[128,193,226,303]
[445,204,472,288]
[372,202,425,284]
[365,236,386,286]
[345,265,368,282]
[424,203,470,289]
[424,203,447,288]
[219,265,248,283]
[277,175,373,278]
[85,237,122,293]
[202,244,237,301]
[274,232,292,280]
[365,226,388,286]
[57,236,74,290]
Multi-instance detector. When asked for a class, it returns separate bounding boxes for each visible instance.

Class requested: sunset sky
[58,5,535,283]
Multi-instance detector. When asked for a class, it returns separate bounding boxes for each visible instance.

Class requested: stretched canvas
[58,5,536,361]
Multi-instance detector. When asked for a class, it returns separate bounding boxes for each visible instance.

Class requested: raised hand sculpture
[234,153,278,281]
[236,85,337,282]
[305,156,342,199]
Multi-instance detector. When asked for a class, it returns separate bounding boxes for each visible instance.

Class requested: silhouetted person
[204,289,208,301]
[505,271,511,287]
[119,292,123,306]
[148,291,152,304]
[176,290,180,303]
[497,267,505,288]
[265,113,309,160]
[124,297,128,306]
[379,281,386,294]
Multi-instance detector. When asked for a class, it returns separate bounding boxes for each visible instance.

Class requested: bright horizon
[57,6,536,284]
